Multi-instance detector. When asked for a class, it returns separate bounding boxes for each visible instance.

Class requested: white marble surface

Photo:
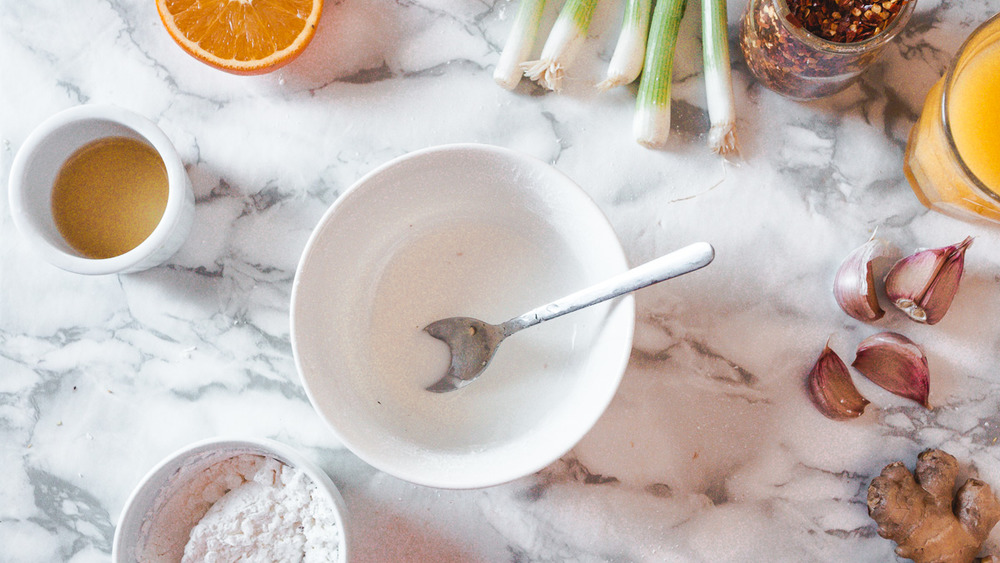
[3,0,1000,561]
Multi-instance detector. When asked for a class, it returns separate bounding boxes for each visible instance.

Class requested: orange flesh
[158,0,321,73]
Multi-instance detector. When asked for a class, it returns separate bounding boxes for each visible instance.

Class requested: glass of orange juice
[904,12,1000,225]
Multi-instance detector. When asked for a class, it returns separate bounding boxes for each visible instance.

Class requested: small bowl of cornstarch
[113,437,349,563]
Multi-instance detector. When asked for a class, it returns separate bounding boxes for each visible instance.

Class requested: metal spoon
[423,241,715,393]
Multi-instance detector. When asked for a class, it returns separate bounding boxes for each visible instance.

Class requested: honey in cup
[51,136,169,259]
[904,13,1000,224]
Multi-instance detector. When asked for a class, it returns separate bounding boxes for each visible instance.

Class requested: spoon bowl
[424,317,506,392]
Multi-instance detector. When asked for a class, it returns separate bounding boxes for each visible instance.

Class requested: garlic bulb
[833,236,887,322]
[852,332,930,408]
[884,237,973,325]
[807,343,870,420]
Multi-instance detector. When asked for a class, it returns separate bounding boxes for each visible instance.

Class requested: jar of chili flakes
[740,0,915,99]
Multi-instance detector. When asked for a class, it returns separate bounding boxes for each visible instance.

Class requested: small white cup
[8,105,194,274]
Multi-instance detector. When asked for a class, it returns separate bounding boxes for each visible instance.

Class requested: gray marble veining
[3,0,1000,561]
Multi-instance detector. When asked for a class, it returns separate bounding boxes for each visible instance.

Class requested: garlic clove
[852,332,930,408]
[834,236,887,322]
[884,236,973,325]
[807,343,870,420]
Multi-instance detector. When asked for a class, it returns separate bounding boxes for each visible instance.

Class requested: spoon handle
[500,241,715,335]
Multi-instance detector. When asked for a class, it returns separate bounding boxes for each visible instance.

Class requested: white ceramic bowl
[291,144,634,489]
[112,438,350,563]
[8,105,194,274]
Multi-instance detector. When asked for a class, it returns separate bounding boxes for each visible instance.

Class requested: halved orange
[156,0,323,75]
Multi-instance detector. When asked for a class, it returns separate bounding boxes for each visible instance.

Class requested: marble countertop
[3,0,1000,561]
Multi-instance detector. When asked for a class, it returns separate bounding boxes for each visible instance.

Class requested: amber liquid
[51,136,168,259]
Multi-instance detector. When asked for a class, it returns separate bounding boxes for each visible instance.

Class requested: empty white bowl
[112,438,350,562]
[291,144,634,489]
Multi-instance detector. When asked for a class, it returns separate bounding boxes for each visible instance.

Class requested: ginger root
[868,449,1000,563]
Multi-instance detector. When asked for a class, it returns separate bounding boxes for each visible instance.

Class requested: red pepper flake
[785,0,906,42]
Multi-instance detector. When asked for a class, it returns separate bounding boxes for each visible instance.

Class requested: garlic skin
[807,343,870,420]
[884,236,973,325]
[834,236,886,322]
[852,332,930,408]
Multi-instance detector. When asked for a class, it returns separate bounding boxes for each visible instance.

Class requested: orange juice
[903,13,1000,225]
[947,40,1000,190]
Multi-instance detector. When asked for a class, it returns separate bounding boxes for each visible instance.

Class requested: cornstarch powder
[140,453,340,562]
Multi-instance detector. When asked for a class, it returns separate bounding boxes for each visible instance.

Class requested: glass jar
[904,13,1000,225]
[739,0,915,100]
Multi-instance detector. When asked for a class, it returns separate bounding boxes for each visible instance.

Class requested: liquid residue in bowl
[361,216,599,450]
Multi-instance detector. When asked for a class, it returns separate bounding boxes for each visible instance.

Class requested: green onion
[702,0,739,155]
[596,0,652,91]
[633,0,686,148]
[494,0,548,90]
[521,0,599,91]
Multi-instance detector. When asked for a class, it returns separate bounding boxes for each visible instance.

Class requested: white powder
[139,453,340,563]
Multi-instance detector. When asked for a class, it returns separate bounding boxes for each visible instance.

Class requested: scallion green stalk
[702,0,739,156]
[494,0,548,90]
[521,0,599,91]
[596,0,652,91]
[633,0,686,148]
